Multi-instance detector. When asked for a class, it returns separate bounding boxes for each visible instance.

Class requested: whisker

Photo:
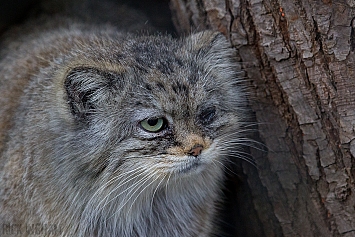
[216,133,268,151]
[149,173,166,210]
[105,172,152,217]
[93,168,153,215]
[164,172,173,202]
[222,153,257,168]
[111,171,158,218]
[87,165,146,209]
[127,173,163,216]
[212,159,239,176]
[219,142,267,153]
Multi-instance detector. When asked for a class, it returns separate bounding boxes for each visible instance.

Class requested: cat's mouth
[177,156,203,174]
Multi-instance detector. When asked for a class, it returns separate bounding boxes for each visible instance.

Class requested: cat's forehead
[120,40,211,113]
[131,70,207,117]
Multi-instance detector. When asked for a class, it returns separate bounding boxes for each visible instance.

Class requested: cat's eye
[140,118,166,132]
[199,107,216,125]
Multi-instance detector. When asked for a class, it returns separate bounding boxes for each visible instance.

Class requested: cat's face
[61,31,247,183]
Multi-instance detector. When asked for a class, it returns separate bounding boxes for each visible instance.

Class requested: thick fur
[0,10,248,237]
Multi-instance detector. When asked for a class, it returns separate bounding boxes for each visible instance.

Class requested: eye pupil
[147,118,158,126]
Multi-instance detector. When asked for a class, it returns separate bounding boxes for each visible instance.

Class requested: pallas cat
[0,2,250,236]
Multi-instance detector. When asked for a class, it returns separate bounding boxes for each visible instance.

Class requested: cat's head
[59,31,248,184]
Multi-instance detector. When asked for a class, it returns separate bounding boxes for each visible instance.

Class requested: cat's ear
[64,67,121,122]
[184,31,236,73]
[184,31,237,76]
[184,31,234,58]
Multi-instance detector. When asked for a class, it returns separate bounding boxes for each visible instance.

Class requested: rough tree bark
[170,1,355,236]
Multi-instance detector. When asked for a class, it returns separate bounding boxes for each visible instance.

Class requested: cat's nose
[188,144,204,157]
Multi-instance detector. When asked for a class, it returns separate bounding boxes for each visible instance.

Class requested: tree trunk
[170,0,355,236]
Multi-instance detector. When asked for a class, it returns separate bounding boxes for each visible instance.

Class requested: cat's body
[0,2,248,237]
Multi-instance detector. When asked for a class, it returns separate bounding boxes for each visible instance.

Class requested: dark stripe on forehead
[157,60,174,74]
[188,66,200,84]
[144,83,152,91]
[172,81,189,96]
[156,82,166,91]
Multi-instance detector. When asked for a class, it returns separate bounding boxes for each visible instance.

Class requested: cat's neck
[69,169,224,236]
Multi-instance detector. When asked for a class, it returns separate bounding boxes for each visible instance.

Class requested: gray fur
[0,16,248,237]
